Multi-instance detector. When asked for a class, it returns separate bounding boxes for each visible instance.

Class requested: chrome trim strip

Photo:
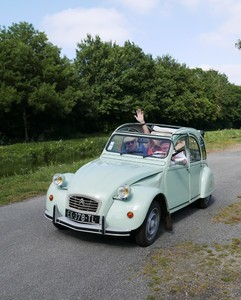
[45,210,53,220]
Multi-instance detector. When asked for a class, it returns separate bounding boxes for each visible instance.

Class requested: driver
[123,136,138,152]
[123,136,147,155]
[123,136,147,154]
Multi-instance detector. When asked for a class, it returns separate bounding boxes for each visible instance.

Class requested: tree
[195,69,235,128]
[0,22,76,141]
[148,55,237,129]
[151,55,217,127]
[235,39,241,49]
[74,35,155,131]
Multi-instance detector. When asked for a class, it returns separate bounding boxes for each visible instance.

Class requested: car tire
[196,195,212,209]
[135,201,161,247]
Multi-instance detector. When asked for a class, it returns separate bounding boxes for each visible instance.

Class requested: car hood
[67,158,163,199]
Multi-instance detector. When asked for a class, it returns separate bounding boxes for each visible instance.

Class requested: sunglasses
[125,140,136,146]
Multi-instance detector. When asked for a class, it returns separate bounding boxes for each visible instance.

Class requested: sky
[1,0,241,85]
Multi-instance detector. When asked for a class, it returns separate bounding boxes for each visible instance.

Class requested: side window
[189,136,201,162]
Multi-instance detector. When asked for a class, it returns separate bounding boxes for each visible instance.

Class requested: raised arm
[134,109,150,134]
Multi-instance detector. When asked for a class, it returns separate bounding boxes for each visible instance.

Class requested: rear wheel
[135,201,161,247]
[196,195,212,209]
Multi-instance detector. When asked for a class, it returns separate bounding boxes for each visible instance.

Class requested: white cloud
[196,63,241,85]
[41,7,131,57]
[221,3,241,35]
[180,0,200,10]
[218,63,241,85]
[198,1,241,49]
[114,0,159,14]
[38,1,241,85]
[197,64,213,71]
[205,0,240,14]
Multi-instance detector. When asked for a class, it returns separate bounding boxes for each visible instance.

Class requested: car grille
[69,195,99,212]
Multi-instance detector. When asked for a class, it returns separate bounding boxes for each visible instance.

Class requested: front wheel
[135,201,161,247]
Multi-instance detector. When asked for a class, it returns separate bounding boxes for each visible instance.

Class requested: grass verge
[0,158,91,206]
[144,197,241,299]
[205,129,241,152]
[212,200,241,225]
[144,239,241,300]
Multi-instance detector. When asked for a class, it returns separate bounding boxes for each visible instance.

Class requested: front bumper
[44,205,131,236]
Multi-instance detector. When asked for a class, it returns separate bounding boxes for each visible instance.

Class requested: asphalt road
[1,147,241,300]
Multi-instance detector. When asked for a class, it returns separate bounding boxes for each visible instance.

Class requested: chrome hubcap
[146,208,159,241]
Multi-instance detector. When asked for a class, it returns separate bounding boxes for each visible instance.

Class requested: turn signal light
[49,195,54,201]
[127,211,134,218]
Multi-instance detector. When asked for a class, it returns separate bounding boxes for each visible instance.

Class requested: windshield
[106,134,171,158]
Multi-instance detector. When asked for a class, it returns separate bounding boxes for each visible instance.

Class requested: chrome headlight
[116,184,131,200]
[53,173,66,187]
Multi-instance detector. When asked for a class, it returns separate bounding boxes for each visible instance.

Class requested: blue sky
[1,0,241,85]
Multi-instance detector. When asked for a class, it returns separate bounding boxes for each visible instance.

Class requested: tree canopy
[0,22,76,141]
[235,39,241,50]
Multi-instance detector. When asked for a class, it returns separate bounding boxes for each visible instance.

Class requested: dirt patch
[212,201,241,225]
[207,143,241,153]
[143,201,241,299]
[144,239,241,299]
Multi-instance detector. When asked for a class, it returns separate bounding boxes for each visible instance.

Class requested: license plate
[65,209,100,224]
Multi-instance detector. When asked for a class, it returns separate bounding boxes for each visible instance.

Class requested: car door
[165,136,190,211]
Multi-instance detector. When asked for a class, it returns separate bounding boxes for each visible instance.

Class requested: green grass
[0,136,107,177]
[205,129,241,152]
[144,240,241,299]
[0,158,91,206]
[212,201,241,225]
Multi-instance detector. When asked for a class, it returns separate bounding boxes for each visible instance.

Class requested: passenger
[148,140,171,156]
[160,141,171,155]
[172,140,187,164]
[134,109,169,156]
[148,139,162,155]
[134,108,187,162]
[134,108,159,155]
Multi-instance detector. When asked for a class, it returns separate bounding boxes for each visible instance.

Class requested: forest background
[0,22,241,144]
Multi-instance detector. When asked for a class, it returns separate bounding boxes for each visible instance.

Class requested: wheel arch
[200,165,215,198]
[130,185,173,232]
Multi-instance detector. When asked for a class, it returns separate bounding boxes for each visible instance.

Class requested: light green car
[45,123,214,247]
